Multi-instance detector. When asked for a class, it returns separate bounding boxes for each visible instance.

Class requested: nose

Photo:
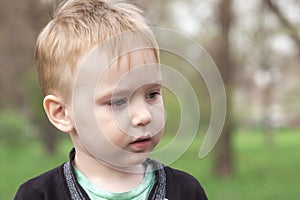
[130,98,151,127]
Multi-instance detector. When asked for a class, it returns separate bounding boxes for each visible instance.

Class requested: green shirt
[74,164,155,200]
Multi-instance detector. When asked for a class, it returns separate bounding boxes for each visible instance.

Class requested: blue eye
[107,98,128,107]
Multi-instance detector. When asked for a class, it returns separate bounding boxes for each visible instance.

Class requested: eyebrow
[95,87,129,102]
[96,83,162,101]
[142,83,162,91]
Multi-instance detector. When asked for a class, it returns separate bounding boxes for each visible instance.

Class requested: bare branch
[265,0,300,52]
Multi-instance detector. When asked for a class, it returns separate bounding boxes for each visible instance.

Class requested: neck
[73,146,146,193]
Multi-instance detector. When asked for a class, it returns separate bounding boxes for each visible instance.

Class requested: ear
[43,95,74,133]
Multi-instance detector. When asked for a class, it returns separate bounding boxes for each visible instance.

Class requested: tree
[265,0,300,54]
[212,0,235,177]
[0,0,58,154]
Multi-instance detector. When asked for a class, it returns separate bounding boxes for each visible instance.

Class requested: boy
[15,0,208,199]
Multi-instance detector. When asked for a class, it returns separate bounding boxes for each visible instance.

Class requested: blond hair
[35,0,158,98]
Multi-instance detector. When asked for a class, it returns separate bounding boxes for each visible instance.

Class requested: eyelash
[106,90,161,107]
[106,98,128,107]
[146,91,161,100]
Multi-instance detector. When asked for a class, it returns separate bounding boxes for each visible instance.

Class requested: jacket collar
[63,148,167,200]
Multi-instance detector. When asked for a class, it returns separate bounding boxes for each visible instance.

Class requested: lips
[129,136,151,151]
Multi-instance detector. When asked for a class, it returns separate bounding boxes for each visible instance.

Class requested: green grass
[0,139,73,199]
[170,129,300,200]
[1,129,300,199]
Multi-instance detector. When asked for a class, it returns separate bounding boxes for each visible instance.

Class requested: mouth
[129,136,152,151]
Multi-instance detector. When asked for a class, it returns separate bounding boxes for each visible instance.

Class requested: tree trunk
[258,1,276,147]
[213,0,234,178]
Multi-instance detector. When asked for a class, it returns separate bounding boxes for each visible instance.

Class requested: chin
[127,152,149,166]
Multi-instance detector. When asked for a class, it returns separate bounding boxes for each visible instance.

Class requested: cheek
[95,107,115,125]
[150,104,165,135]
[95,109,128,141]
[153,128,164,143]
[95,109,116,134]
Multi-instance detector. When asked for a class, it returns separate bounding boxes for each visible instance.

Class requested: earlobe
[43,95,74,133]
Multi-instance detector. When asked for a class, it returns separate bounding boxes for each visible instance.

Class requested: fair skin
[43,49,164,192]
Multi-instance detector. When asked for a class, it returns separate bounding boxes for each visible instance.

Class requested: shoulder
[14,164,70,200]
[164,166,208,200]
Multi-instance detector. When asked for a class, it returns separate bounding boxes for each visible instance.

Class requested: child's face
[71,50,165,168]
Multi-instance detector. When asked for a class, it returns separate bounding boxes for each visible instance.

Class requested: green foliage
[21,68,44,120]
[163,129,300,200]
[162,88,181,136]
[21,68,60,154]
[0,109,36,147]
[0,139,73,199]
[160,50,212,135]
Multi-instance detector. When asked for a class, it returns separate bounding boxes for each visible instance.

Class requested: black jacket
[15,149,208,200]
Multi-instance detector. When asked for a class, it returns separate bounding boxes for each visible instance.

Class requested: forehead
[107,49,158,72]
[72,48,161,105]
[98,49,161,90]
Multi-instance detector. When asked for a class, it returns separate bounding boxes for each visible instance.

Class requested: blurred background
[1,0,300,199]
